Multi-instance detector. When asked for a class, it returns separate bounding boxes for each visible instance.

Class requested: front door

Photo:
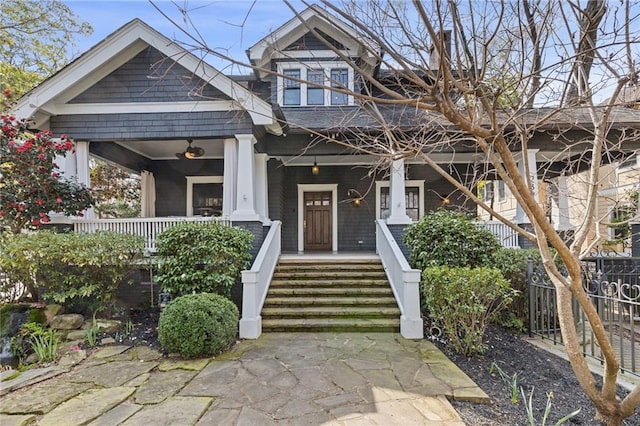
[304,191,332,251]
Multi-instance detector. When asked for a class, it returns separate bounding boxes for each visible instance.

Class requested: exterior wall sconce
[347,189,363,207]
[311,156,320,175]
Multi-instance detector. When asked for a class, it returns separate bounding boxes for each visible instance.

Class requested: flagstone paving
[0,333,489,425]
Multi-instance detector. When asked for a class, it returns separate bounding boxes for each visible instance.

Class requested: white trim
[297,184,338,253]
[277,61,354,107]
[50,101,241,115]
[272,50,352,59]
[13,19,278,131]
[185,176,223,216]
[375,180,425,221]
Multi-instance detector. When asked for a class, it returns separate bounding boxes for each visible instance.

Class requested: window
[283,69,301,105]
[376,180,425,221]
[498,181,506,201]
[277,62,353,106]
[186,176,223,216]
[307,69,324,105]
[331,68,348,105]
[610,205,635,240]
[481,182,494,202]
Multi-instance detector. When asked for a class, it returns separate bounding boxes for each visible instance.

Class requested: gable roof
[247,5,381,79]
[14,19,280,133]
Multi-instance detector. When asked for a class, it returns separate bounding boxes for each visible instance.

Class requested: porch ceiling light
[311,156,320,175]
[176,139,205,159]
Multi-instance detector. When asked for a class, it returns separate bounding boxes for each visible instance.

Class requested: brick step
[272,271,387,279]
[270,279,390,288]
[261,318,400,332]
[267,287,394,296]
[261,306,400,319]
[263,296,398,307]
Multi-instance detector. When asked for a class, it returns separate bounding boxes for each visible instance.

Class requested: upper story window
[277,62,354,107]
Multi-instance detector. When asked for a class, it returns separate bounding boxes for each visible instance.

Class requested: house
[12,6,640,337]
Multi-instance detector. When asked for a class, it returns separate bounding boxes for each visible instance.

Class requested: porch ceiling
[114,139,225,160]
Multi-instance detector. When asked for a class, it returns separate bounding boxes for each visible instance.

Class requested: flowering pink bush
[1,90,93,233]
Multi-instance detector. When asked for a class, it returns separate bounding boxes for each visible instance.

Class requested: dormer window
[278,62,354,107]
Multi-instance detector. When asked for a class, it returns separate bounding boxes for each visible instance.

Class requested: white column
[231,134,260,221]
[75,141,94,219]
[555,175,572,230]
[513,149,539,224]
[254,153,270,225]
[222,138,237,218]
[386,159,412,225]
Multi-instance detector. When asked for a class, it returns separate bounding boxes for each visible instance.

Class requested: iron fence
[528,257,640,377]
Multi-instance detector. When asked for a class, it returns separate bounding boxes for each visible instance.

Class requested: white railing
[478,220,520,248]
[239,220,281,339]
[73,216,231,253]
[375,220,423,339]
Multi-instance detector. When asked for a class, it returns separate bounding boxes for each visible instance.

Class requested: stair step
[263,296,398,306]
[276,264,384,272]
[267,287,393,296]
[261,306,400,318]
[270,279,390,288]
[262,318,400,332]
[273,271,387,279]
[277,258,381,265]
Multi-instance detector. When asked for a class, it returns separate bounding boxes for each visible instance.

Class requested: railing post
[527,257,535,337]
[401,269,423,339]
[239,270,261,339]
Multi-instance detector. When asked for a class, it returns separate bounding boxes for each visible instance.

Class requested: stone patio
[0,333,489,425]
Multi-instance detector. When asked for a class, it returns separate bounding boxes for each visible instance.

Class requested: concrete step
[263,296,398,307]
[261,306,400,319]
[270,279,390,288]
[276,264,385,272]
[267,287,394,296]
[272,271,387,279]
[262,318,400,332]
[277,258,382,265]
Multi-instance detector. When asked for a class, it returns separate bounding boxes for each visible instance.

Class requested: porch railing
[73,216,231,253]
[375,220,423,338]
[478,220,519,248]
[528,257,640,377]
[239,220,281,339]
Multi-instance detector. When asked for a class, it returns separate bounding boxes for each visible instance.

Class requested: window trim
[375,180,425,221]
[186,176,223,216]
[277,62,354,107]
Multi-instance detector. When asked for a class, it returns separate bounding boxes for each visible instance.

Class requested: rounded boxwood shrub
[158,293,239,357]
[404,209,501,270]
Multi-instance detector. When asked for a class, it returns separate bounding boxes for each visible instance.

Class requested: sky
[64,0,301,72]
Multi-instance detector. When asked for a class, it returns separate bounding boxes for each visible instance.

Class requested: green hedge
[155,222,253,297]
[0,231,144,313]
[158,293,238,357]
[404,209,501,269]
[422,266,518,356]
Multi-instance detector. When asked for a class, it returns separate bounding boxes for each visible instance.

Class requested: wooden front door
[304,191,332,251]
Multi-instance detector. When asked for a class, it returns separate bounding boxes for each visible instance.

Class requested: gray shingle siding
[49,111,253,141]
[71,47,229,104]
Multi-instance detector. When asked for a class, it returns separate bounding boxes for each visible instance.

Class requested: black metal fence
[528,257,640,377]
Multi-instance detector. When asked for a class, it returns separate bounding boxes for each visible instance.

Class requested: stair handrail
[239,220,281,339]
[375,219,423,339]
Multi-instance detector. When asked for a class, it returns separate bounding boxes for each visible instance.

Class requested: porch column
[555,175,572,230]
[386,158,412,225]
[75,141,94,219]
[254,153,270,225]
[222,138,237,218]
[513,149,539,224]
[231,134,260,221]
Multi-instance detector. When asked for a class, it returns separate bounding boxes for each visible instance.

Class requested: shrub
[404,209,501,269]
[155,222,253,297]
[0,231,144,312]
[491,248,542,331]
[10,322,59,364]
[158,293,238,357]
[422,266,518,356]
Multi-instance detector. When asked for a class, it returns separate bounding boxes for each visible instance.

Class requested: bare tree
[154,0,640,423]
